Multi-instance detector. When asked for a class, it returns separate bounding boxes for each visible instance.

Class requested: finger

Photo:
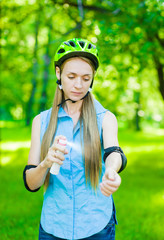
[102,174,110,182]
[100,189,110,197]
[52,135,61,147]
[101,173,121,186]
[102,175,107,182]
[54,151,65,161]
[100,182,117,194]
[46,151,64,165]
[64,148,69,154]
[101,190,112,197]
[50,146,68,156]
[49,155,64,166]
[104,179,121,188]
[51,135,67,150]
[100,184,113,196]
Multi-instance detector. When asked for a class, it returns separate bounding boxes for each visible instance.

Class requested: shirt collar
[58,106,82,133]
[57,99,106,118]
[58,106,70,118]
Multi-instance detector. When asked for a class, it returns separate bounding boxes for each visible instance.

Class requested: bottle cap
[58,139,67,146]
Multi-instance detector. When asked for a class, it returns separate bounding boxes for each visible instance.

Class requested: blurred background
[0,0,164,239]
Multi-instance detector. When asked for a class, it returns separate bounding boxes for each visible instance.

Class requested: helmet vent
[64,42,70,46]
[68,41,76,47]
[58,48,65,54]
[78,41,85,48]
[88,43,93,49]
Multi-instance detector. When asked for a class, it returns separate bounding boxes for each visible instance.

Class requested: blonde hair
[41,57,102,190]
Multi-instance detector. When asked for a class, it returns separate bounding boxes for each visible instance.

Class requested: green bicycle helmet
[54,38,99,70]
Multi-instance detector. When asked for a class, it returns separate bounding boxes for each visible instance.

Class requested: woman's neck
[64,100,83,127]
[64,100,83,116]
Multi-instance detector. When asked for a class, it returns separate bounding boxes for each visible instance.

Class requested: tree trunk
[26,19,39,125]
[134,91,141,131]
[154,58,164,100]
[39,26,52,113]
[146,33,164,101]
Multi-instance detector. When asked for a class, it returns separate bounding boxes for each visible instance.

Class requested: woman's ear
[56,66,60,80]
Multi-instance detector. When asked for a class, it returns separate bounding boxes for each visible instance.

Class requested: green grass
[0,125,164,239]
[0,126,43,240]
[115,129,164,240]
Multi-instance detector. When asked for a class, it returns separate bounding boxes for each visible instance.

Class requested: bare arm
[102,111,122,172]
[26,114,49,190]
[100,111,121,197]
[25,114,68,191]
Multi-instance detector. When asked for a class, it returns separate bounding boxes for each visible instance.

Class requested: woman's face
[56,57,94,102]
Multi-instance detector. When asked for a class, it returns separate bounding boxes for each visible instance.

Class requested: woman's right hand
[41,135,68,169]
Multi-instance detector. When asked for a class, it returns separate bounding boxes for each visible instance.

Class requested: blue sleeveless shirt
[40,99,114,239]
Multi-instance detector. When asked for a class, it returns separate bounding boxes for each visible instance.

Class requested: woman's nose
[74,77,82,88]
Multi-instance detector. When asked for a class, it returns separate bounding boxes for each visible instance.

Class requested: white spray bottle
[50,139,67,175]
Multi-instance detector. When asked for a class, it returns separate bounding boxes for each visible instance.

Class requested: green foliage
[0,125,164,239]
[1,0,164,129]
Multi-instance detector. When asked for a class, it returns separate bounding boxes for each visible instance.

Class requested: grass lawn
[0,124,164,240]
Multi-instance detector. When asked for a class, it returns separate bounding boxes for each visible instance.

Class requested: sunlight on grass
[1,141,30,166]
[151,191,164,207]
[143,128,164,136]
[1,141,31,151]
[124,144,164,154]
[1,156,12,165]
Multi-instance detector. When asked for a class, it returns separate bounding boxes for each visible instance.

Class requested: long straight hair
[40,57,102,190]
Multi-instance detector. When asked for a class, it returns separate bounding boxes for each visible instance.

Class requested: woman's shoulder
[102,111,118,130]
[32,114,41,127]
[30,114,41,140]
[93,98,107,115]
[32,108,52,126]
[104,110,117,122]
[40,108,52,123]
[93,98,117,126]
[40,107,52,116]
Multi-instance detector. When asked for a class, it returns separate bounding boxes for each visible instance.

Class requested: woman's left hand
[100,168,121,197]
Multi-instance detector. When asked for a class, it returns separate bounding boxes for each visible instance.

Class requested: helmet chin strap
[56,79,92,107]
[57,88,92,107]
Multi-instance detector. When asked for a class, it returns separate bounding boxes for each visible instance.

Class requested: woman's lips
[71,92,82,95]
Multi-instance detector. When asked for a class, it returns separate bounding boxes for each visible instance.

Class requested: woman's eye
[68,76,74,79]
[84,78,89,81]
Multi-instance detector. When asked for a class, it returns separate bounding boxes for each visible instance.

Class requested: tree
[1,0,163,130]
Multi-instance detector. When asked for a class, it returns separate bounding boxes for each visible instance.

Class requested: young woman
[23,38,127,240]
